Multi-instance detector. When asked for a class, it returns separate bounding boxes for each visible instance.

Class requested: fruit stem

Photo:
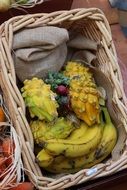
[101,107,111,124]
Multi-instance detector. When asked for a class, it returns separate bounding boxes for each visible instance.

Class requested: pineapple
[21,78,59,122]
[64,62,100,126]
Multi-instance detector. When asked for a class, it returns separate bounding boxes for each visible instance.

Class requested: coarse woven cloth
[13,26,69,82]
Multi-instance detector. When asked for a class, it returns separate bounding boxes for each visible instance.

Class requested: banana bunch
[36,107,117,173]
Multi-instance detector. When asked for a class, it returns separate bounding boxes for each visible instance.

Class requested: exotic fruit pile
[21,61,118,174]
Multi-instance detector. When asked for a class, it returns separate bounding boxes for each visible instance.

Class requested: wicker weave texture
[0,95,23,190]
[0,8,127,190]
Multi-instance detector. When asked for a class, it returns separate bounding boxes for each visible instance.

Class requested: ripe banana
[36,149,54,167]
[88,106,117,166]
[44,107,117,173]
[67,122,88,140]
[36,123,88,169]
[44,121,104,157]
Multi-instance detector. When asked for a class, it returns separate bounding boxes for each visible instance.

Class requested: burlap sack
[71,50,97,64]
[66,34,98,64]
[14,43,67,81]
[67,34,98,50]
[13,26,69,82]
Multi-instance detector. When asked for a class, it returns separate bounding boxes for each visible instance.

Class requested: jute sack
[13,26,69,82]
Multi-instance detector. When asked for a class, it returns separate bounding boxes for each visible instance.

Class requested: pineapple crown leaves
[45,72,70,91]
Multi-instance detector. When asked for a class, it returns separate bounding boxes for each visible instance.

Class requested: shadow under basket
[0,8,127,190]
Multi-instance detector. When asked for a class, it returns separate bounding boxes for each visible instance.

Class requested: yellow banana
[44,122,104,157]
[36,149,54,167]
[86,107,117,167]
[45,155,88,173]
[36,122,88,170]
[67,122,88,140]
[45,107,117,173]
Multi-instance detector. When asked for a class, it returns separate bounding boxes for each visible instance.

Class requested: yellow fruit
[67,122,88,140]
[44,107,117,174]
[64,62,100,126]
[30,117,76,144]
[44,121,104,157]
[21,78,58,122]
[36,149,54,167]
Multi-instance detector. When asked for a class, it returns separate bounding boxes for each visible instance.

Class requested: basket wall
[0,8,127,190]
[0,94,23,189]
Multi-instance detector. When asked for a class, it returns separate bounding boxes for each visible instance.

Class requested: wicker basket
[0,8,127,190]
[0,94,23,190]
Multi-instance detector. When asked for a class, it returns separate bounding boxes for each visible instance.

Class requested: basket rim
[1,8,108,25]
